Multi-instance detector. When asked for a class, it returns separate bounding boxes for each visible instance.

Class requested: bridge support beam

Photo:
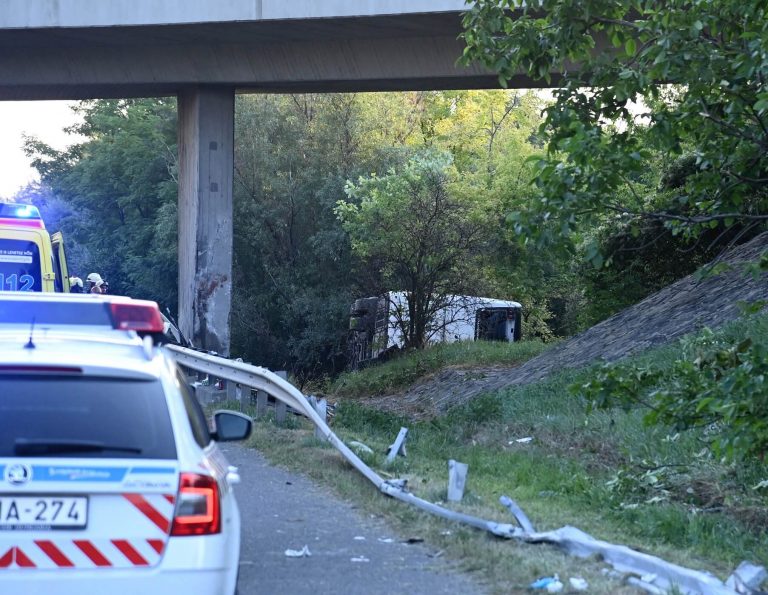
[177,86,234,355]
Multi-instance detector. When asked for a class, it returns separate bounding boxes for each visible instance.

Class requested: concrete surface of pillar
[178,86,234,355]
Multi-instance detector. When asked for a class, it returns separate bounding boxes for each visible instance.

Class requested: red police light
[109,300,164,332]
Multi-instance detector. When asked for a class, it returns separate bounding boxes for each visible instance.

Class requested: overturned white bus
[348,292,522,369]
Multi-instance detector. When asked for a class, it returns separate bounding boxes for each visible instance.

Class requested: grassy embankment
[241,320,768,594]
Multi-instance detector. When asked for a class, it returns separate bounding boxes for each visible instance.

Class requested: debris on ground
[568,577,589,591]
[284,545,311,558]
[350,556,370,563]
[725,562,768,594]
[510,436,534,444]
[349,440,374,454]
[529,574,563,592]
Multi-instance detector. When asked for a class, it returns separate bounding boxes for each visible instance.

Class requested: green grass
[244,318,768,594]
[330,338,551,397]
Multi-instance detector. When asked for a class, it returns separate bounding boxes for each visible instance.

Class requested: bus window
[0,238,42,292]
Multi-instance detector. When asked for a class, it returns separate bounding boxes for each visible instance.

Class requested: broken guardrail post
[499,495,536,534]
[386,427,408,463]
[447,459,468,502]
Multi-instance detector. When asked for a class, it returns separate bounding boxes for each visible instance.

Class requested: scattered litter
[529,575,562,592]
[285,481,292,485]
[510,436,534,444]
[349,441,374,454]
[377,537,394,543]
[350,556,370,563]
[428,550,444,558]
[403,537,424,544]
[353,536,366,541]
[284,545,311,558]
[439,530,452,536]
[568,577,588,591]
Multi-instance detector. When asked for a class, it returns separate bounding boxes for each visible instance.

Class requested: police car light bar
[0,294,165,334]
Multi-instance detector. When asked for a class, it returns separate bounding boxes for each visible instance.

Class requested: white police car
[0,292,250,594]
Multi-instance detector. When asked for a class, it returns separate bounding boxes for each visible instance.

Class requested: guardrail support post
[256,390,268,418]
[273,371,288,425]
[447,459,468,502]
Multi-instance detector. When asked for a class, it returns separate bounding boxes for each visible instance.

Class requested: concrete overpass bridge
[0,1,536,354]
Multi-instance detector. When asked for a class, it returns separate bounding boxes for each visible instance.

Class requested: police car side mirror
[211,410,252,442]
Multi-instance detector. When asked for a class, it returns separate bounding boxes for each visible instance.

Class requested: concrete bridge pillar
[177,86,234,355]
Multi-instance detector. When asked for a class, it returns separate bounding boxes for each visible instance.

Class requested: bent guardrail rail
[165,344,753,595]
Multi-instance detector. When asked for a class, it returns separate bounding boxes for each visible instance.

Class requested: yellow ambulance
[0,202,70,293]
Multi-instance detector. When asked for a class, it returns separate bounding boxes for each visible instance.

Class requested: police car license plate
[0,496,87,529]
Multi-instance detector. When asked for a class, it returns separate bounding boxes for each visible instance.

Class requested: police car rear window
[0,377,176,459]
[0,239,42,292]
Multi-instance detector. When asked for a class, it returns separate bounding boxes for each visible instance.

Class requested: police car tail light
[109,301,164,332]
[170,473,221,536]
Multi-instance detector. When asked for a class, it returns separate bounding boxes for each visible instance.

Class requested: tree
[336,151,492,350]
[461,0,768,259]
[24,98,179,310]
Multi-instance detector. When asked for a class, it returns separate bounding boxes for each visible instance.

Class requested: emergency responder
[69,276,84,293]
[86,272,104,294]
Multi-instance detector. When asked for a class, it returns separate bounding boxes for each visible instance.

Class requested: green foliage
[24,98,179,310]
[578,320,768,461]
[337,151,496,349]
[461,0,768,251]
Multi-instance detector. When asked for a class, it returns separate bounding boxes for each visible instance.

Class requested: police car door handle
[227,465,241,485]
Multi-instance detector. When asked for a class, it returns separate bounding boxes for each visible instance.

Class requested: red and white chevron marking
[0,493,174,570]
[0,538,166,569]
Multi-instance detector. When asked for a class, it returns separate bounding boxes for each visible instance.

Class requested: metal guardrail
[165,344,520,535]
[165,344,751,595]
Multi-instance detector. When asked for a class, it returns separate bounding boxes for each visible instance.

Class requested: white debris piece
[569,577,588,591]
[350,556,370,563]
[349,441,374,454]
[725,561,767,594]
[377,537,394,543]
[353,536,366,541]
[284,545,311,558]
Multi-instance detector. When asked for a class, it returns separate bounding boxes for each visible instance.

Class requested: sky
[0,101,83,200]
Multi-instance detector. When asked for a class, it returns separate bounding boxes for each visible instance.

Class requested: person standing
[86,272,104,294]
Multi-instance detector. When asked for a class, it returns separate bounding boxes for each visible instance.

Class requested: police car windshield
[0,376,176,459]
[0,239,42,292]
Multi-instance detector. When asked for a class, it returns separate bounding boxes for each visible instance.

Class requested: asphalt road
[222,444,485,595]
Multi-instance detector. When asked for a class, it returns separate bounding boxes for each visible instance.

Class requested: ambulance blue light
[15,205,38,218]
[0,203,42,220]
